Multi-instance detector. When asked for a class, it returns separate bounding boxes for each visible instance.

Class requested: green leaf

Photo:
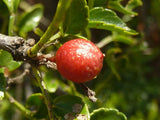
[3,0,20,35]
[108,0,142,16]
[113,34,136,45]
[0,50,22,71]
[13,0,20,13]
[125,0,142,12]
[17,4,44,38]
[108,0,136,15]
[3,0,20,13]
[43,70,59,93]
[26,93,48,118]
[53,95,90,120]
[96,34,135,48]
[88,7,138,35]
[0,68,5,100]
[90,108,127,120]
[62,0,89,34]
[7,61,22,71]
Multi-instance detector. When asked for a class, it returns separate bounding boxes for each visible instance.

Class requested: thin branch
[79,83,97,102]
[7,69,30,84]
[32,67,54,120]
[28,0,73,57]
[39,40,59,53]
[0,34,33,62]
[0,34,57,70]
[5,92,35,120]
[0,34,25,54]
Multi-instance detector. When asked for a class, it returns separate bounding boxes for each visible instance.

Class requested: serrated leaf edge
[88,7,138,35]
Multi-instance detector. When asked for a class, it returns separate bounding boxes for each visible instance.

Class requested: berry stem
[28,0,73,57]
[32,67,54,120]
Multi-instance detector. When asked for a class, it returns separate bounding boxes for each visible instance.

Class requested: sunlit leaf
[90,108,127,120]
[88,7,138,35]
[17,4,44,38]
[43,70,59,93]
[0,50,22,71]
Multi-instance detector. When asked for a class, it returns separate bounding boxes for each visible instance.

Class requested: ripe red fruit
[55,39,104,83]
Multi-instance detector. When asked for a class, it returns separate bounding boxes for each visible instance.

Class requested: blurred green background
[0,0,160,120]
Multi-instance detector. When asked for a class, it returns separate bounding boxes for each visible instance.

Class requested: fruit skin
[55,39,104,83]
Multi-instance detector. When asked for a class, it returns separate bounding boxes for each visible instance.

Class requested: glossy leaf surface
[43,71,59,93]
[62,0,89,34]
[18,4,43,37]
[88,7,138,35]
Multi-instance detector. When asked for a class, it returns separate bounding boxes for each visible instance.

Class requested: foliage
[0,0,160,120]
[90,108,127,120]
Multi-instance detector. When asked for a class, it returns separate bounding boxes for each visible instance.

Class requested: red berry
[55,39,104,83]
